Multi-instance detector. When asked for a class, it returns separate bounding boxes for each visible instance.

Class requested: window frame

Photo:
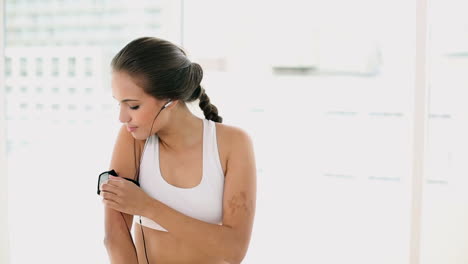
[410,0,429,263]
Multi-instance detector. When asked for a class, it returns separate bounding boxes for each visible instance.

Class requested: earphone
[103,99,174,264]
[163,100,173,109]
[137,98,173,264]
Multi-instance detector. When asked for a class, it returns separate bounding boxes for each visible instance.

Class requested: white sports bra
[133,118,225,231]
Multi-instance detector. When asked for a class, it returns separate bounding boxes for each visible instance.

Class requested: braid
[198,87,223,123]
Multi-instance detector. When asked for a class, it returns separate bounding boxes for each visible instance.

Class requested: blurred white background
[1,0,468,263]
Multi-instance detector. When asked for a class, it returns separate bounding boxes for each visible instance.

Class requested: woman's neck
[157,104,203,153]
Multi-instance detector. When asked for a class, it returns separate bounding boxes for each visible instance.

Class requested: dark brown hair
[111,36,222,123]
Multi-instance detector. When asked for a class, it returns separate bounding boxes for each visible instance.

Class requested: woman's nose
[118,106,130,123]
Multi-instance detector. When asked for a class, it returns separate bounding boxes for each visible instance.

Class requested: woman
[99,37,257,264]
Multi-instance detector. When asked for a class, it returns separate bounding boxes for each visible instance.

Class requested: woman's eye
[130,105,140,110]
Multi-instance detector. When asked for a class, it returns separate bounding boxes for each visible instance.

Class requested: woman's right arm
[102,124,144,263]
[103,207,138,263]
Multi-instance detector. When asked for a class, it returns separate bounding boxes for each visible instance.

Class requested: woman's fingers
[100,180,122,195]
[100,190,121,203]
[102,198,119,209]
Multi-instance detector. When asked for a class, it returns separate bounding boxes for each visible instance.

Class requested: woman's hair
[111,36,222,123]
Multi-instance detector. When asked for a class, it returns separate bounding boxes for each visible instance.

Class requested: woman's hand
[100,175,152,216]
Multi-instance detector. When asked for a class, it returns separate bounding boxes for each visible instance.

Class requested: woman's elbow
[225,253,246,264]
[225,242,249,264]
[103,236,113,247]
[103,227,132,247]
[103,235,121,248]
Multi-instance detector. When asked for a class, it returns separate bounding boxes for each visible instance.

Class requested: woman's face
[111,70,166,139]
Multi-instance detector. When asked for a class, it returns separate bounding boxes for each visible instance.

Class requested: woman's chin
[132,134,151,141]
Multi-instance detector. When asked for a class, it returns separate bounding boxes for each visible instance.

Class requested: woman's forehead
[111,71,147,101]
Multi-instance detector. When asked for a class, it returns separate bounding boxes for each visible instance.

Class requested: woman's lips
[127,126,137,132]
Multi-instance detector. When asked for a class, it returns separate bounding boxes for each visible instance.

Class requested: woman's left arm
[144,128,257,263]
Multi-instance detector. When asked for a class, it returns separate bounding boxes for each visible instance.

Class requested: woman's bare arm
[102,124,144,263]
[103,207,138,264]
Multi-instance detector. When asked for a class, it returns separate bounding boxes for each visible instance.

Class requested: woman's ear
[164,101,173,108]
[164,100,178,109]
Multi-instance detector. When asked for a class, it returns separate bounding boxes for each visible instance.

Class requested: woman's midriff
[133,222,229,264]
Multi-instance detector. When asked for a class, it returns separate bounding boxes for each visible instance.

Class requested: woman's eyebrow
[112,95,140,103]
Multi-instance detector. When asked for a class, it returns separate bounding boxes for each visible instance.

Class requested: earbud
[163,100,173,109]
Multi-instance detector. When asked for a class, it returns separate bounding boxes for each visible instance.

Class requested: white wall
[0,0,11,263]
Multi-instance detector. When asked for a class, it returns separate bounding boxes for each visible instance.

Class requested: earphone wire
[126,101,170,264]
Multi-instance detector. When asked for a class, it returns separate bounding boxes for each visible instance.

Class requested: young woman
[99,37,257,264]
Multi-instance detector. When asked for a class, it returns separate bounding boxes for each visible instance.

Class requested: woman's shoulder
[214,122,253,152]
[214,121,256,182]
[215,121,251,137]
[116,124,147,148]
